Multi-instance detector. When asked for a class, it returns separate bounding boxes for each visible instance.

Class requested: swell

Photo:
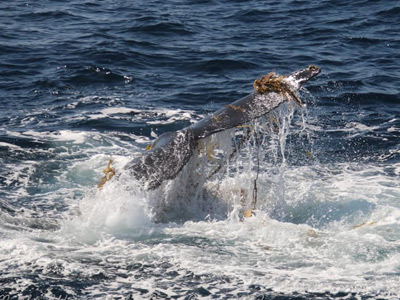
[123,22,195,36]
[183,59,257,74]
[335,92,400,105]
[16,10,85,22]
[375,6,400,18]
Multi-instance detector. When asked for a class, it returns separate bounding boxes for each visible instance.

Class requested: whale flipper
[125,66,321,190]
[125,129,197,190]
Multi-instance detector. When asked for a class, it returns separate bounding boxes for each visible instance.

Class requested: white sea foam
[9,129,89,144]
[1,159,400,298]
[1,102,399,298]
[0,142,24,150]
[80,105,201,126]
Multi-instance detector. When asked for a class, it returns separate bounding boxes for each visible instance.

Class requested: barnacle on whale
[253,72,303,106]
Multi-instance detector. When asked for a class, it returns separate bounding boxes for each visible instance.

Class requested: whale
[124,66,321,190]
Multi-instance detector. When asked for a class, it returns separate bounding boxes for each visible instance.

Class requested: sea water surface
[1,0,400,299]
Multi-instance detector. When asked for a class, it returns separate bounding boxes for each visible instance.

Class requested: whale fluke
[125,66,321,190]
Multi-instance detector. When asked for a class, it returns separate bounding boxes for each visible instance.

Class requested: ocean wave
[375,6,400,18]
[64,66,133,85]
[336,92,400,104]
[186,59,257,73]
[1,0,400,298]
[17,10,84,21]
[125,22,195,36]
[230,9,274,22]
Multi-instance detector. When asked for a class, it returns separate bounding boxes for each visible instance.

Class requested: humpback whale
[124,66,321,190]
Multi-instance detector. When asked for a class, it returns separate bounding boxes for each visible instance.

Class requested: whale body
[125,66,321,189]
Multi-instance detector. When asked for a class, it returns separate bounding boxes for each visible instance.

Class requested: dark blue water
[1,1,400,299]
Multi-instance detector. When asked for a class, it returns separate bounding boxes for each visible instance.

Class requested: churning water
[1,0,400,299]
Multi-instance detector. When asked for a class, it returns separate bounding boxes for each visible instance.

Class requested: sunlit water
[1,96,399,299]
[1,0,400,299]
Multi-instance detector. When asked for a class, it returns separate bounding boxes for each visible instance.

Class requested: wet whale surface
[125,66,321,190]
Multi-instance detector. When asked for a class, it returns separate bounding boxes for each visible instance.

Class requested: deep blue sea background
[1,0,399,299]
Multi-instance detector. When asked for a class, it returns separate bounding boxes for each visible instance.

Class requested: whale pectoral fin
[125,129,197,190]
[206,143,217,161]
[198,137,218,162]
[124,66,321,189]
[196,135,220,161]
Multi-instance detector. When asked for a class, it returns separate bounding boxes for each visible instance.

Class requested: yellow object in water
[353,221,376,229]
[243,209,253,218]
[97,157,116,189]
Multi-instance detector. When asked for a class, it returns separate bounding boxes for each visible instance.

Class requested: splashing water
[2,0,400,297]
[124,100,298,224]
[1,96,400,299]
[65,98,300,230]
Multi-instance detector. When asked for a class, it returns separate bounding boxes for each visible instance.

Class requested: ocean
[0,0,399,299]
